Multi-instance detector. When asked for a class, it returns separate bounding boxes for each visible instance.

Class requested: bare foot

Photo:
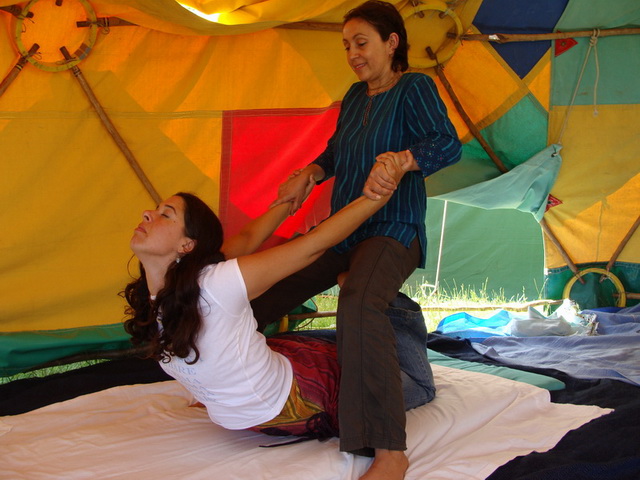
[359,449,408,480]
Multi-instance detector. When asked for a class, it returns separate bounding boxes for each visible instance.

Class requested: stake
[60,46,161,205]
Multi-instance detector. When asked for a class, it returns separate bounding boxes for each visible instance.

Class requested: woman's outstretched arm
[221,176,316,259]
[221,203,291,260]
[238,158,407,300]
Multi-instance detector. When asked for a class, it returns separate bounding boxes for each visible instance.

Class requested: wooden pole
[606,214,640,271]
[0,44,39,98]
[619,292,640,300]
[276,21,342,32]
[456,27,640,43]
[60,46,162,205]
[539,218,583,280]
[76,17,137,28]
[0,5,33,17]
[427,47,508,173]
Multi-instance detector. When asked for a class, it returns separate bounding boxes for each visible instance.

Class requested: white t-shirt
[159,259,293,429]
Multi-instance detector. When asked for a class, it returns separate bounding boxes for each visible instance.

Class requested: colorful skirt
[250,335,340,439]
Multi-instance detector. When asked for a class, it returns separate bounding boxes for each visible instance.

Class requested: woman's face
[130,195,193,263]
[342,17,397,86]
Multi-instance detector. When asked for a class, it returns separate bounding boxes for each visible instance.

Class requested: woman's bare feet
[359,449,408,480]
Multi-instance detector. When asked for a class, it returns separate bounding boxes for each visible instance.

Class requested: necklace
[366,73,401,96]
[362,73,402,127]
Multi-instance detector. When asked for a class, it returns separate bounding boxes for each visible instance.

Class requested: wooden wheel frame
[563,267,627,308]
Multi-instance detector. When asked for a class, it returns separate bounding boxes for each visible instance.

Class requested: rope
[591,29,600,116]
[556,28,601,145]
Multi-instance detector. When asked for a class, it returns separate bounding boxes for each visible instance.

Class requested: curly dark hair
[122,192,225,364]
[344,0,410,72]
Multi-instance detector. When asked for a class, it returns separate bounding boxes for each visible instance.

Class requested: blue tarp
[438,303,640,386]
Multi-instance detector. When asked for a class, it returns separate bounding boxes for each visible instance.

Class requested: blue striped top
[312,73,462,267]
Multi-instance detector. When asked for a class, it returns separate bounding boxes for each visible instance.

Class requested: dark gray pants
[250,236,421,456]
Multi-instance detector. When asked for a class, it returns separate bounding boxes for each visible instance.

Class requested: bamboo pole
[76,17,328,31]
[276,21,342,32]
[456,27,640,43]
[619,292,640,300]
[70,17,640,40]
[606,214,640,272]
[0,5,33,17]
[418,298,564,312]
[425,46,584,282]
[0,44,39,98]
[427,47,508,173]
[76,17,137,28]
[60,46,162,205]
[539,218,583,280]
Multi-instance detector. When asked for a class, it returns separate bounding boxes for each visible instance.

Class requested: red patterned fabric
[252,335,340,438]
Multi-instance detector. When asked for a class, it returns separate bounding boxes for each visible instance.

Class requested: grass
[0,360,108,385]
[294,280,548,333]
[2,281,550,384]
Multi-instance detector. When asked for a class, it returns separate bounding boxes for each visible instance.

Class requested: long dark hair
[122,192,225,364]
[344,0,410,72]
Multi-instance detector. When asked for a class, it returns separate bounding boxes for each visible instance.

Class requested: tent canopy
[1,0,638,374]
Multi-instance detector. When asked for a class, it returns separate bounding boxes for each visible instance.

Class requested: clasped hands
[363,149,415,200]
[271,149,415,215]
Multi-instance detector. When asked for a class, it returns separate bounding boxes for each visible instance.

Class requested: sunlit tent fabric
[544,3,640,308]
[0,0,638,375]
[425,0,640,309]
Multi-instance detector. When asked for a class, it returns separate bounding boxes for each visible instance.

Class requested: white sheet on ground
[0,365,610,480]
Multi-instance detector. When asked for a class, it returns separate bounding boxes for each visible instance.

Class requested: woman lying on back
[123,153,433,480]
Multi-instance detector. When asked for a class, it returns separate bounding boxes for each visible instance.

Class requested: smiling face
[342,17,398,89]
[130,195,194,265]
